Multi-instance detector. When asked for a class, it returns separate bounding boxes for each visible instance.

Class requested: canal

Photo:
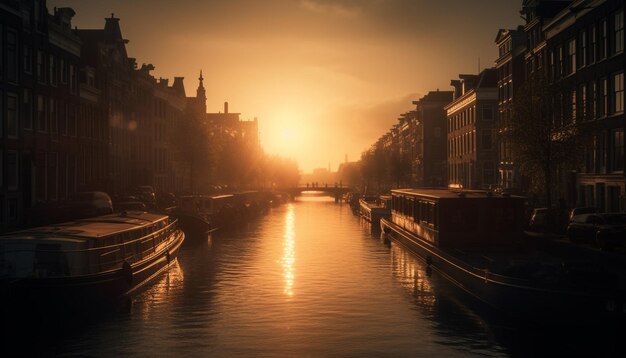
[4,195,625,356]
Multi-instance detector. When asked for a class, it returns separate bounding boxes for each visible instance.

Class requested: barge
[0,211,184,308]
[380,188,625,322]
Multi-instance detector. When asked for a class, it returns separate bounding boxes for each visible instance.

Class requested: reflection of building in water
[388,242,507,354]
[389,244,436,310]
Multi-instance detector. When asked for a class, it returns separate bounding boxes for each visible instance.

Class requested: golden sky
[49,0,522,173]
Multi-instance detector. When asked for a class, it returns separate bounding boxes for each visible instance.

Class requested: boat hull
[1,229,185,310]
[380,218,625,322]
[174,212,211,244]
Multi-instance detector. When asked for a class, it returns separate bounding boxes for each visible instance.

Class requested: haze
[48,0,522,173]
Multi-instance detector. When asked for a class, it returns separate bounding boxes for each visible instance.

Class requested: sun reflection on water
[281,204,296,297]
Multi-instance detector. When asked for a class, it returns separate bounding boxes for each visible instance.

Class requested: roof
[391,188,523,200]
[2,212,169,241]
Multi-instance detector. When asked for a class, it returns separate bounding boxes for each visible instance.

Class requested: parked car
[566,213,626,250]
[115,200,147,212]
[528,207,548,231]
[568,207,599,222]
[136,186,157,207]
[68,191,114,218]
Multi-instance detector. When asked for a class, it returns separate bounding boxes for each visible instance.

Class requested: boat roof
[391,188,523,200]
[1,211,169,242]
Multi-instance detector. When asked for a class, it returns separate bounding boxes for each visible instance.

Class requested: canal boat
[380,188,626,322]
[173,194,236,242]
[0,211,184,308]
[359,197,391,228]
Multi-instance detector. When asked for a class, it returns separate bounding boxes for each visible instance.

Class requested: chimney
[224,101,229,114]
[172,77,186,96]
[450,79,462,100]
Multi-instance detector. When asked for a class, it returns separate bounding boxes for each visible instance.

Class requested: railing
[0,218,182,278]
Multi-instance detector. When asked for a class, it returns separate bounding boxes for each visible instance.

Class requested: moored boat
[359,197,391,229]
[380,188,626,322]
[0,211,184,309]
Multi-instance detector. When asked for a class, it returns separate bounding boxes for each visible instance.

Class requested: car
[115,201,147,212]
[568,207,599,222]
[528,207,548,231]
[566,213,626,250]
[136,186,157,207]
[68,191,114,217]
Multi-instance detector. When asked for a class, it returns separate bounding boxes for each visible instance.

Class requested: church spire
[196,70,207,114]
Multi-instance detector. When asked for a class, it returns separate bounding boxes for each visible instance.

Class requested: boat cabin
[0,212,178,279]
[390,188,525,248]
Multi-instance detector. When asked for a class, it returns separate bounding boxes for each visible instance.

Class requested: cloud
[299,0,362,18]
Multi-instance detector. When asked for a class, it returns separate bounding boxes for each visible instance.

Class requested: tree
[172,111,213,192]
[506,72,585,210]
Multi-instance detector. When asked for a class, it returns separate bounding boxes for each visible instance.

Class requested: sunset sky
[49,0,522,173]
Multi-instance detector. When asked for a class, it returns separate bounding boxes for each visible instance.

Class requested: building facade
[413,90,453,187]
[521,0,624,211]
[495,26,527,191]
[446,69,499,190]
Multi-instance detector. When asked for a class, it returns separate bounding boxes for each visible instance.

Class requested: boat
[358,196,391,228]
[380,188,626,322]
[172,194,235,242]
[0,211,184,309]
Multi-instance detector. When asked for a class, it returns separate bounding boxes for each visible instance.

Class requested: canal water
[4,195,625,356]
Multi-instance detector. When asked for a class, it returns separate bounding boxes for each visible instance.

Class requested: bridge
[283,186,353,201]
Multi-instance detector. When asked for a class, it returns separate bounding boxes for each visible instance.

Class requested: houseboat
[0,211,184,308]
[358,197,391,229]
[173,194,235,242]
[380,188,625,322]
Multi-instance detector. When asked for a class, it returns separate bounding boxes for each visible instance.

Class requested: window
[48,152,58,200]
[558,46,564,77]
[69,104,77,136]
[599,78,608,117]
[580,84,587,120]
[481,130,493,150]
[590,25,597,63]
[600,19,608,59]
[549,50,556,79]
[49,98,57,137]
[571,89,577,123]
[23,89,32,130]
[7,151,18,191]
[69,64,77,93]
[612,129,624,172]
[37,94,46,132]
[614,72,624,114]
[37,51,45,83]
[483,162,495,185]
[580,30,587,67]
[49,55,57,86]
[7,30,18,83]
[590,81,597,120]
[482,104,494,121]
[60,58,67,84]
[23,45,32,74]
[568,38,576,74]
[7,93,18,138]
[60,101,67,136]
[616,10,624,54]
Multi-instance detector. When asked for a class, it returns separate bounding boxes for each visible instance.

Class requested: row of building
[365,0,624,212]
[0,1,259,231]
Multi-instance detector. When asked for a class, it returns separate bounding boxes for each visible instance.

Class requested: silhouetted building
[413,90,454,187]
[521,0,624,211]
[495,27,527,191]
[0,1,83,230]
[77,14,188,196]
[446,69,499,189]
[187,75,260,145]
